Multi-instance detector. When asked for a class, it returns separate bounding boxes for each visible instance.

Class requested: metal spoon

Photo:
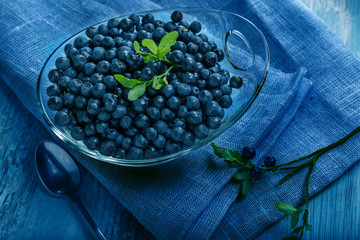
[35,140,106,240]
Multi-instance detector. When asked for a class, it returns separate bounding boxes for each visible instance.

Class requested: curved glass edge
[36,7,270,167]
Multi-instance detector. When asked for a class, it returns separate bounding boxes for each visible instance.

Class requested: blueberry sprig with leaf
[114,31,179,101]
[211,125,360,240]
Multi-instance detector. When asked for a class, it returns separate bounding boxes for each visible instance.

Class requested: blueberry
[179,20,190,28]
[129,14,140,26]
[177,105,188,118]
[144,23,155,32]
[74,36,89,49]
[198,90,213,104]
[127,147,143,159]
[205,116,221,129]
[194,124,209,139]
[171,127,186,142]
[191,86,200,96]
[182,72,196,84]
[95,121,109,134]
[171,10,183,23]
[46,85,61,96]
[134,114,150,129]
[105,129,118,141]
[75,96,87,109]
[63,92,75,107]
[114,148,126,158]
[186,110,202,125]
[72,54,87,69]
[133,134,148,149]
[86,26,98,38]
[99,140,116,156]
[97,110,111,122]
[166,96,181,111]
[264,156,276,167]
[220,84,232,95]
[192,36,203,45]
[219,95,232,108]
[173,118,186,129]
[153,120,169,135]
[230,75,243,89]
[142,14,155,24]
[84,62,97,76]
[123,32,136,42]
[176,83,191,96]
[63,67,77,78]
[170,78,181,89]
[189,21,202,33]
[208,41,217,50]
[107,18,120,28]
[160,84,175,98]
[214,48,225,62]
[90,73,104,84]
[81,82,93,97]
[71,126,85,140]
[200,69,211,80]
[181,31,194,44]
[87,98,101,115]
[196,79,207,90]
[120,115,132,129]
[98,24,109,35]
[242,146,256,159]
[185,96,200,110]
[115,134,124,147]
[161,108,175,122]
[181,57,195,72]
[164,21,175,32]
[117,49,130,61]
[96,60,111,74]
[91,34,105,47]
[153,134,166,148]
[182,131,195,147]
[168,50,184,64]
[55,57,71,70]
[125,126,139,137]
[204,52,218,67]
[186,42,198,54]
[68,78,82,94]
[47,96,63,110]
[102,76,117,90]
[91,83,106,98]
[165,140,182,153]
[171,41,187,53]
[110,59,126,74]
[48,69,62,83]
[83,136,100,150]
[76,110,92,123]
[54,109,71,126]
[66,47,79,60]
[153,27,166,42]
[112,105,127,119]
[205,101,224,117]
[132,97,148,113]
[249,167,262,179]
[84,123,96,136]
[144,127,158,141]
[144,146,158,159]
[92,46,106,62]
[121,137,132,150]
[198,33,208,42]
[212,89,222,99]
[58,76,70,89]
[137,30,153,42]
[101,36,115,49]
[140,67,154,81]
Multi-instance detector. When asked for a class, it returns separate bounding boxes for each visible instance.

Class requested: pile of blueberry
[46,10,244,159]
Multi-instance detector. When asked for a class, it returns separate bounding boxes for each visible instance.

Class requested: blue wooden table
[1,0,359,239]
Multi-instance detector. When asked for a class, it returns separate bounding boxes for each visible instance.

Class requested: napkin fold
[1,0,360,239]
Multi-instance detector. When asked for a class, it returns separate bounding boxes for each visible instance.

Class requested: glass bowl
[37,8,269,167]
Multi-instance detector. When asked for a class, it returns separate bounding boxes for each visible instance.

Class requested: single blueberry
[134,114,150,129]
[47,96,63,111]
[264,156,276,167]
[99,140,117,156]
[98,24,109,36]
[91,83,106,98]
[71,126,85,140]
[121,137,132,150]
[242,146,256,159]
[185,96,200,110]
[176,83,191,96]
[204,52,218,67]
[74,96,87,110]
[46,85,61,96]
[86,26,98,38]
[165,140,182,153]
[120,115,132,129]
[161,108,175,122]
[194,124,209,139]
[142,14,155,24]
[63,92,75,107]
[112,105,127,119]
[160,84,175,98]
[95,121,109,134]
[55,57,71,70]
[153,134,166,149]
[186,110,202,125]
[189,21,202,33]
[81,82,93,97]
[182,131,195,147]
[84,123,96,136]
[84,62,97,76]
[87,98,101,115]
[166,96,181,111]
[48,69,62,83]
[198,90,213,104]
[219,95,232,108]
[83,136,100,150]
[54,109,71,126]
[230,75,243,89]
[127,147,144,159]
[171,127,186,142]
[171,10,183,23]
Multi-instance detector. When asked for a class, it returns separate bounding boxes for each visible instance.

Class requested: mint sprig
[114,31,179,101]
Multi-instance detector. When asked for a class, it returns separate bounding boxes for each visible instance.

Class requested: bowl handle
[224,30,255,71]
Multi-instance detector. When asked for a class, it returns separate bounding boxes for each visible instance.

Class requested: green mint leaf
[128,83,147,101]
[134,41,140,52]
[233,171,250,181]
[143,55,157,63]
[211,142,243,164]
[114,74,139,88]
[283,236,299,240]
[291,213,300,228]
[304,223,312,232]
[291,226,303,234]
[275,203,299,215]
[142,39,158,55]
[240,180,251,199]
[157,31,178,58]
[302,210,309,223]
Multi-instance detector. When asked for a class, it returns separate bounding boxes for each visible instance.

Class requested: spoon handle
[72,196,106,240]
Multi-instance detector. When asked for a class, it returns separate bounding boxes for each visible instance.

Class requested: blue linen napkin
[1,1,360,240]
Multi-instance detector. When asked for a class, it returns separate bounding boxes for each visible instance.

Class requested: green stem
[305,163,315,209]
